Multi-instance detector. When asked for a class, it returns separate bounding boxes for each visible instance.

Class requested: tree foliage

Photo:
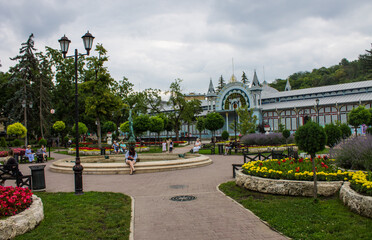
[324,123,342,148]
[7,122,27,138]
[102,121,117,134]
[348,105,371,135]
[120,121,129,133]
[53,121,66,133]
[241,71,248,84]
[133,115,150,136]
[295,121,326,158]
[205,112,225,137]
[234,106,258,135]
[216,75,225,92]
[72,122,88,136]
[196,117,205,139]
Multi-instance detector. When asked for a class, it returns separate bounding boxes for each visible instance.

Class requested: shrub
[324,123,342,148]
[0,137,7,147]
[39,138,47,147]
[366,127,372,135]
[13,139,21,147]
[241,133,286,146]
[331,135,372,170]
[221,130,229,140]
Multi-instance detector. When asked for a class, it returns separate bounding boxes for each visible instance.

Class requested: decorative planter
[339,182,372,218]
[235,170,343,197]
[0,195,44,240]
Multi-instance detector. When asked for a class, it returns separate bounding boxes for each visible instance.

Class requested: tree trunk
[39,77,44,139]
[97,117,102,148]
[311,153,318,199]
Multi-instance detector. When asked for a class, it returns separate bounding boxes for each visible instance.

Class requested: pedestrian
[169,139,173,153]
[162,139,167,153]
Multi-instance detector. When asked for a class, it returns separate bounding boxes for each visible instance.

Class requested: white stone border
[339,182,372,218]
[0,195,44,240]
[235,170,343,197]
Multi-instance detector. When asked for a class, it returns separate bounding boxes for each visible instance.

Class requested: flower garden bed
[237,156,372,217]
[0,187,44,239]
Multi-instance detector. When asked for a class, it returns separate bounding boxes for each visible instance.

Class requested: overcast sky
[1,0,372,94]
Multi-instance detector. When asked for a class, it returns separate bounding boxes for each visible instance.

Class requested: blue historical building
[160,72,372,138]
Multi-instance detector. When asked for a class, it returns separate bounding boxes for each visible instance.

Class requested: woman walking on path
[125,147,138,175]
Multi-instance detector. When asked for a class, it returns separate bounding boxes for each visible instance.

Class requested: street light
[315,98,320,124]
[58,31,95,195]
[22,99,33,147]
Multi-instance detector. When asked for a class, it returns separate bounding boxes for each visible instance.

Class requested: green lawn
[16,192,131,240]
[219,181,372,240]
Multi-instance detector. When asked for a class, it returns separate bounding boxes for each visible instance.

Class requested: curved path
[18,147,287,240]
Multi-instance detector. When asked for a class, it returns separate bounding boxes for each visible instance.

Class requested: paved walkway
[18,147,287,240]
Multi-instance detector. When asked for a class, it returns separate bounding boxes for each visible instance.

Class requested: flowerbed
[242,156,352,182]
[350,171,372,196]
[0,186,33,217]
[0,148,26,157]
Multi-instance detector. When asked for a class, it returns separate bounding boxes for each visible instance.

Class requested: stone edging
[339,182,372,218]
[235,170,343,197]
[0,195,44,240]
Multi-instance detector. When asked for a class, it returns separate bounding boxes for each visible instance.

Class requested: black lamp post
[315,98,320,125]
[58,31,95,195]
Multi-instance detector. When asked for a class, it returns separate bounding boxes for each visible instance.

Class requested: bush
[0,137,7,147]
[221,130,229,140]
[241,133,286,146]
[331,135,372,170]
[39,138,47,147]
[13,139,21,147]
[324,123,342,148]
[366,127,372,135]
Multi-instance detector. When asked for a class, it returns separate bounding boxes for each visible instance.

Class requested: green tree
[241,71,248,84]
[6,34,39,145]
[205,112,225,141]
[143,88,163,114]
[133,115,150,137]
[120,121,129,133]
[230,106,258,135]
[34,51,53,139]
[71,122,88,142]
[348,105,371,136]
[53,121,66,132]
[166,78,187,141]
[102,121,117,134]
[196,117,205,140]
[81,44,123,148]
[282,129,290,146]
[216,75,226,92]
[53,120,66,147]
[324,123,342,148]
[295,121,327,199]
[181,99,202,139]
[149,115,164,142]
[7,122,27,139]
[221,130,229,140]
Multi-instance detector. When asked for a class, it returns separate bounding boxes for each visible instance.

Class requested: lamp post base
[73,162,84,195]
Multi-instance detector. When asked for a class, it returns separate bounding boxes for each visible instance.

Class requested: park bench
[0,163,31,189]
[201,144,215,155]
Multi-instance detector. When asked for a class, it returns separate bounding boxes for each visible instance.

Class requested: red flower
[296,167,300,172]
[299,158,303,163]
[259,163,263,166]
[277,161,281,165]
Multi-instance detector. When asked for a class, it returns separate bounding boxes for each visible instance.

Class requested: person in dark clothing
[4,149,22,177]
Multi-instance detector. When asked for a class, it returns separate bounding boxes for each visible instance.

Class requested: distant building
[157,73,372,138]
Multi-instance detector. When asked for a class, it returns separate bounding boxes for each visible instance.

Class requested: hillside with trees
[269,45,372,91]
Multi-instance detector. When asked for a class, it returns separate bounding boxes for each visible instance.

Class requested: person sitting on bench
[191,138,202,153]
[25,145,35,163]
[4,149,23,177]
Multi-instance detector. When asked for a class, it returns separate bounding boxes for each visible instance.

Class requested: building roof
[251,70,260,87]
[262,92,372,110]
[262,80,372,99]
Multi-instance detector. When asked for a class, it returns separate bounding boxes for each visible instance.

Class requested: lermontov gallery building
[160,72,372,138]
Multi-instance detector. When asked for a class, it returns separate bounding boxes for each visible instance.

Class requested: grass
[16,192,131,240]
[219,181,372,240]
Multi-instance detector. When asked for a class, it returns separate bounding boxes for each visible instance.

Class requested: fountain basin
[50,153,212,174]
